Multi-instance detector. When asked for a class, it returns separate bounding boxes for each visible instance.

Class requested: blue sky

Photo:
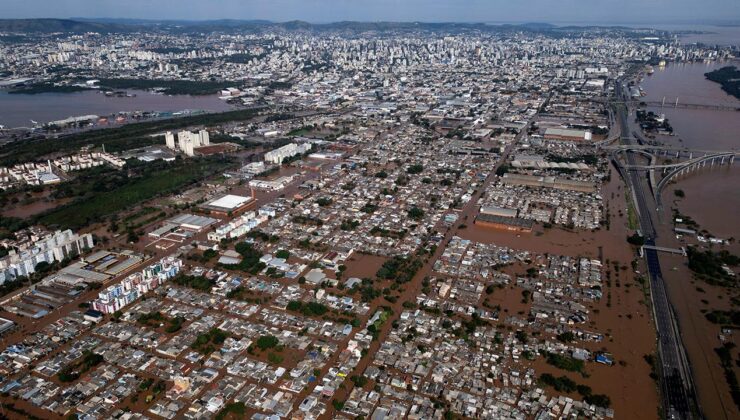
[3,0,739,24]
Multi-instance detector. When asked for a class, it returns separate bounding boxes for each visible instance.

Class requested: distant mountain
[0,18,649,35]
[0,18,132,33]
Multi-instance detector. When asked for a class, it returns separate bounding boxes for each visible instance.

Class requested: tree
[408,207,424,221]
[627,233,645,246]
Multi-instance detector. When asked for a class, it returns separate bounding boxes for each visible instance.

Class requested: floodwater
[461,168,661,419]
[639,61,740,237]
[641,61,740,419]
[640,60,740,151]
[0,89,234,129]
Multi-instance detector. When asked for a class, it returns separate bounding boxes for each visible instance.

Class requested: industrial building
[501,173,597,193]
[474,206,534,232]
[543,127,593,142]
[149,213,219,239]
[200,194,255,216]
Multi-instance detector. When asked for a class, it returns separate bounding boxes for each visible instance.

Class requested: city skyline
[3,0,740,24]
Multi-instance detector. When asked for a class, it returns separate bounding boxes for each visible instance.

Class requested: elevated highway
[613,79,699,420]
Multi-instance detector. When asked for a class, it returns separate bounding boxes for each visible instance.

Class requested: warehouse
[475,213,534,232]
[200,194,255,216]
[501,173,597,193]
[168,214,219,232]
[544,127,593,142]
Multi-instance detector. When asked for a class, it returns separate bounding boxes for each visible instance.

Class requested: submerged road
[614,80,699,420]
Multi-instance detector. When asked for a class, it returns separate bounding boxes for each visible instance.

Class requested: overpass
[655,152,737,206]
[641,245,687,257]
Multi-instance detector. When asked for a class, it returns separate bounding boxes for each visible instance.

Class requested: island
[704,66,740,100]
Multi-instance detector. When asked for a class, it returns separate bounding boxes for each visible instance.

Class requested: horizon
[3,0,740,25]
[4,16,740,29]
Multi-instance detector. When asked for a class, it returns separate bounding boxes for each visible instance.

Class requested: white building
[165,131,176,149]
[169,129,211,156]
[0,230,94,282]
[264,143,312,164]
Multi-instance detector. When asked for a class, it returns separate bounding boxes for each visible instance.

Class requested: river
[638,60,740,239]
[0,89,235,129]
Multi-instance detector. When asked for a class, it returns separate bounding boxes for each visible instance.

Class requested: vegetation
[286,300,330,317]
[544,351,585,373]
[191,328,229,355]
[705,310,740,327]
[215,402,246,420]
[138,311,185,333]
[220,242,265,274]
[376,256,423,284]
[626,232,645,246]
[406,164,424,174]
[350,375,369,387]
[407,206,424,221]
[172,274,215,291]
[705,66,740,100]
[316,197,333,207]
[340,219,361,231]
[95,78,238,95]
[556,332,576,343]
[686,247,739,286]
[255,334,280,350]
[539,374,610,408]
[715,343,740,408]
[37,157,231,229]
[58,351,104,382]
[8,83,92,95]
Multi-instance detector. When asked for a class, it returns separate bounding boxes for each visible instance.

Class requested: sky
[2,0,739,24]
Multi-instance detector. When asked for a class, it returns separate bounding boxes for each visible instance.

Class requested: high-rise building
[165,131,176,150]
[199,129,210,146]
[0,229,94,282]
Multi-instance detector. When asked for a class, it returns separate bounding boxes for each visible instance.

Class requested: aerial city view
[0,0,738,419]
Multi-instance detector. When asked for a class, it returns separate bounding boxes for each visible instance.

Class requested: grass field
[37,157,232,229]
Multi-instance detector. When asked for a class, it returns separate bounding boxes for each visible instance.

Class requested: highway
[614,79,700,420]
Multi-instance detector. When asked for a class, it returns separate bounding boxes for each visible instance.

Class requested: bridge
[609,144,737,206]
[641,245,687,257]
[609,99,740,112]
[621,151,738,170]
[655,152,737,206]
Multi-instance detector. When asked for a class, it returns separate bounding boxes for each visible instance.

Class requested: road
[614,79,699,420]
